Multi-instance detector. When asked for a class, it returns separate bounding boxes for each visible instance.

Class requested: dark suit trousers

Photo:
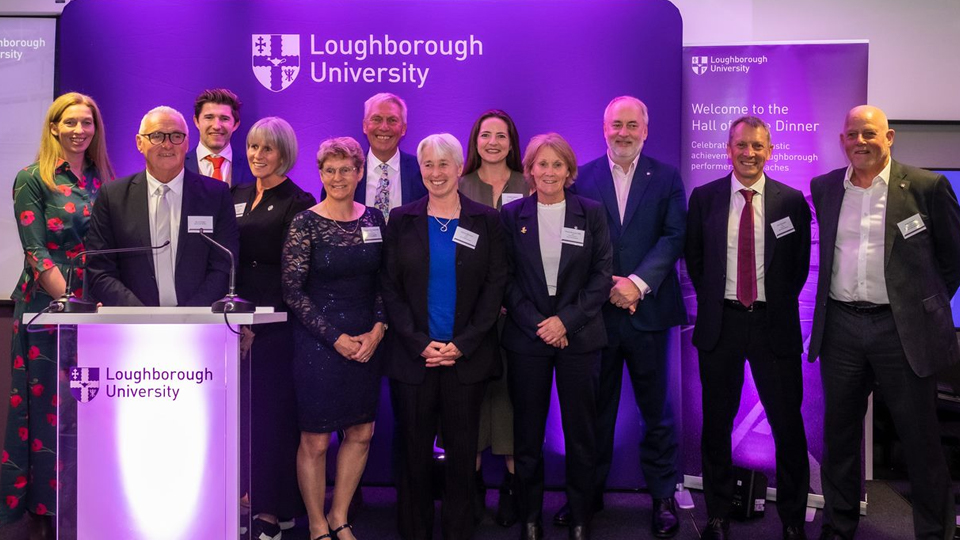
[820,300,954,540]
[596,314,678,499]
[697,304,810,527]
[391,369,485,540]
[508,348,600,527]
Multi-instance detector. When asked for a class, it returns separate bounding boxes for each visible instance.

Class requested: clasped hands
[609,275,641,314]
[537,315,568,349]
[334,322,386,363]
[422,341,462,367]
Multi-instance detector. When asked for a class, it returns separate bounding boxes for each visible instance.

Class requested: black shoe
[702,517,729,540]
[496,472,519,527]
[251,518,282,540]
[818,525,842,540]
[474,469,486,524]
[784,524,807,540]
[651,497,680,538]
[569,524,590,540]
[521,521,544,540]
[553,497,603,527]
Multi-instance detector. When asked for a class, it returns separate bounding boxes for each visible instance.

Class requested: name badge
[561,226,586,246]
[501,193,523,206]
[234,203,246,218]
[188,216,214,233]
[452,226,479,249]
[361,226,383,243]
[770,216,795,238]
[898,213,926,239]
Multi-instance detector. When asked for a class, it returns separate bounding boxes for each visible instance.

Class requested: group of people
[1,86,957,540]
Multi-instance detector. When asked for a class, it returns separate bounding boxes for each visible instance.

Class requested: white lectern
[29,307,285,540]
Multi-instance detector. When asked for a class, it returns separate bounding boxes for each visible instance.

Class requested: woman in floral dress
[0,92,114,534]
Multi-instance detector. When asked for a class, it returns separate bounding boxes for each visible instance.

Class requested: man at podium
[86,106,238,307]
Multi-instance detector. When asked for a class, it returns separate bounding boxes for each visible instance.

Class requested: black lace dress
[281,208,386,433]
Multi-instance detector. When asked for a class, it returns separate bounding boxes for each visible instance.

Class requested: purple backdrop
[679,43,869,496]
[58,0,683,488]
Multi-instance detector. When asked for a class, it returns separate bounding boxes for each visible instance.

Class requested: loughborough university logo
[69,367,99,403]
[691,56,709,75]
[252,34,301,92]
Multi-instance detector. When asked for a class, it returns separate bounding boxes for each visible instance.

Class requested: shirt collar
[145,168,185,196]
[367,148,400,172]
[843,158,891,189]
[606,151,641,177]
[197,142,233,164]
[731,172,766,197]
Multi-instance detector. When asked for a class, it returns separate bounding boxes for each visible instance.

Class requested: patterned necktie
[374,162,391,218]
[204,155,226,182]
[737,189,757,307]
[155,185,177,306]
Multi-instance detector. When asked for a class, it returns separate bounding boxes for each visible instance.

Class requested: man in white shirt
[809,105,960,540]
[184,88,254,187]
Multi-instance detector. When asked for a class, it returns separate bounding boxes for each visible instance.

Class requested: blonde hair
[37,92,115,190]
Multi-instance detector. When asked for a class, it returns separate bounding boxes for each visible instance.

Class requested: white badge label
[501,193,523,206]
[452,226,479,249]
[234,203,246,217]
[770,216,795,238]
[898,213,926,239]
[188,216,214,233]
[361,226,383,243]
[561,226,586,246]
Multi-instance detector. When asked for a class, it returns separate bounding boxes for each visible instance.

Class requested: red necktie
[204,155,226,182]
[737,189,757,307]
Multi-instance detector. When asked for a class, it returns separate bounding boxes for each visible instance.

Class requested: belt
[723,299,766,312]
[834,300,891,315]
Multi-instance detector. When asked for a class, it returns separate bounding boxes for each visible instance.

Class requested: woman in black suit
[231,116,316,540]
[381,133,507,540]
[499,133,613,540]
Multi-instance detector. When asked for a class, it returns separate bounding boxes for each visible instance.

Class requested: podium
[28,307,285,540]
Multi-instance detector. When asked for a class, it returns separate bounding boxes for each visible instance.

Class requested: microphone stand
[198,229,255,314]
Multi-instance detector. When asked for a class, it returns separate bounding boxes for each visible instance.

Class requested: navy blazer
[185,146,256,187]
[808,161,960,377]
[380,194,507,385]
[85,169,239,307]
[685,174,811,355]
[500,191,613,356]
[572,154,688,332]
[321,149,426,204]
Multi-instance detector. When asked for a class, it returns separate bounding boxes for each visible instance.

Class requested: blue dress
[281,208,386,433]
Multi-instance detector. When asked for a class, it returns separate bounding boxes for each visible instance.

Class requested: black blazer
[808,161,960,377]
[685,174,811,355]
[185,146,256,187]
[85,169,239,307]
[381,194,507,385]
[320,150,427,205]
[499,191,613,356]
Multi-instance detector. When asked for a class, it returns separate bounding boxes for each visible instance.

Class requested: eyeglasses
[321,166,357,178]
[139,131,187,145]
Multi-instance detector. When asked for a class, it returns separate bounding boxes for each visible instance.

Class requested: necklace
[428,202,460,232]
[329,208,362,234]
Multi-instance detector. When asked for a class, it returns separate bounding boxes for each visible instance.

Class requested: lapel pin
[646,171,652,176]
[267,204,274,211]
[900,183,905,189]
[521,226,527,234]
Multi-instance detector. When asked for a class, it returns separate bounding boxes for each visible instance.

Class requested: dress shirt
[145,169,184,301]
[829,160,891,304]
[606,152,652,298]
[196,143,234,185]
[365,149,403,207]
[724,173,766,302]
[538,200,566,297]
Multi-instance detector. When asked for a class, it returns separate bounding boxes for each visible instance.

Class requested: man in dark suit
[686,116,811,540]
[349,93,426,211]
[86,106,238,307]
[183,88,255,187]
[810,106,960,540]
[561,96,687,538]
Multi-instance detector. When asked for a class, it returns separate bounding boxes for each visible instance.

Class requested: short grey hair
[363,92,408,124]
[317,136,364,172]
[246,117,299,177]
[603,96,649,126]
[139,105,187,133]
[417,133,464,169]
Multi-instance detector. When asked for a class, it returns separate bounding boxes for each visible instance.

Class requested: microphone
[50,241,172,314]
[195,229,255,314]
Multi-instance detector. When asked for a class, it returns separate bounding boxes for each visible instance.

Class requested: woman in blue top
[381,133,507,540]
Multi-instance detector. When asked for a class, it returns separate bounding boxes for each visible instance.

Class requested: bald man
[808,105,960,540]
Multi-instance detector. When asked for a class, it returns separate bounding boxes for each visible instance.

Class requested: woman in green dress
[0,92,114,534]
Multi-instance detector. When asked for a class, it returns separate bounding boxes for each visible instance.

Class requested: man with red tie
[184,88,255,187]
[685,116,811,540]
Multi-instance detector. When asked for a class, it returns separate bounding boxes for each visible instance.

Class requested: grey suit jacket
[808,160,960,377]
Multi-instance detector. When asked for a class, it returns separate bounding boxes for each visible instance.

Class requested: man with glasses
[86,106,238,307]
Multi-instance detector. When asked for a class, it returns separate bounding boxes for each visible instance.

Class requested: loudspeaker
[730,466,767,520]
